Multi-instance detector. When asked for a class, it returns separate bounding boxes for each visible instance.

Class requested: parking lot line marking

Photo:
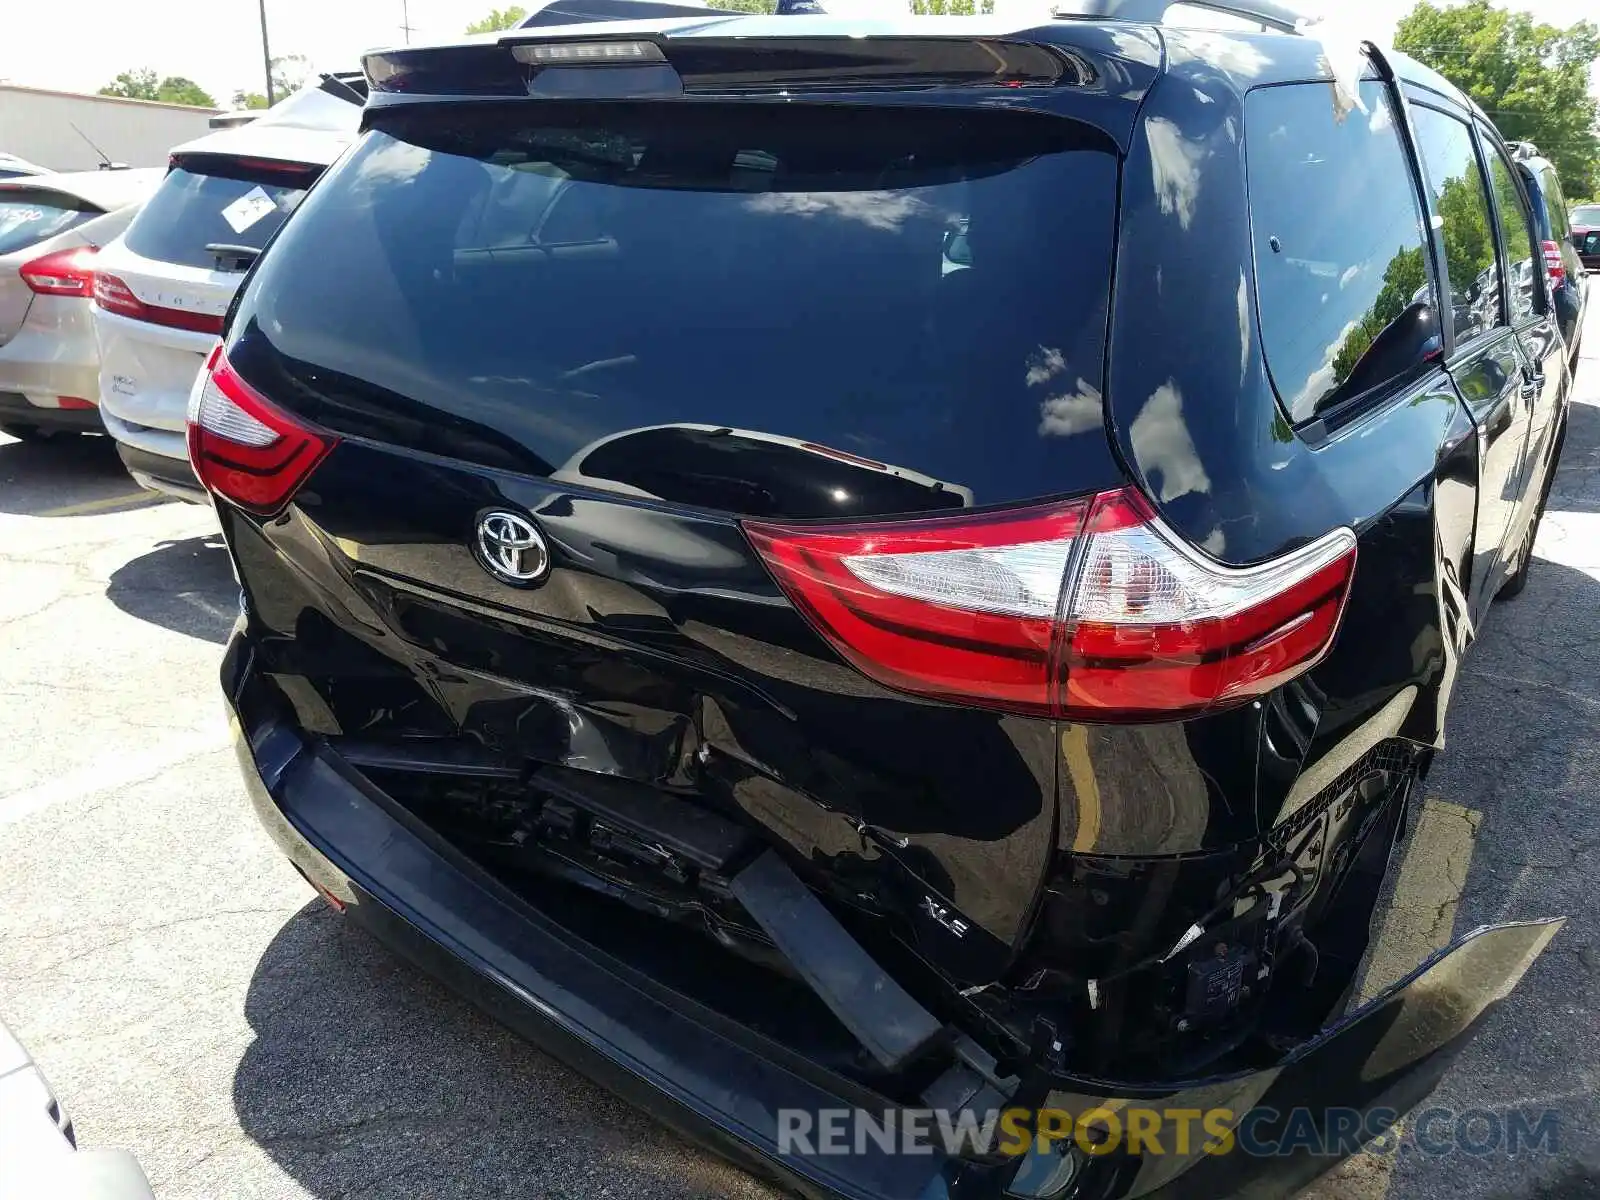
[0,727,231,828]
[1299,796,1483,1200]
[34,492,165,519]
[1060,725,1102,852]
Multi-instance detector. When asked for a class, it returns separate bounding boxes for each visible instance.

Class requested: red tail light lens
[743,502,1086,714]
[744,488,1357,721]
[94,273,225,335]
[185,345,338,515]
[1542,240,1566,284]
[19,246,97,296]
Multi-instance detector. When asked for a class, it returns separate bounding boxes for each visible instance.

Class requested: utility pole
[400,0,415,44]
[258,0,276,106]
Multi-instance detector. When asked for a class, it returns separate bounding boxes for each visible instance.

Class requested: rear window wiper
[206,243,261,272]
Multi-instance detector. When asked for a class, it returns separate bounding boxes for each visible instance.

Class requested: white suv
[93,81,362,499]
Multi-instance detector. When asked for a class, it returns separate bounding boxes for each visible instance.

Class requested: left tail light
[19,246,96,296]
[1542,240,1567,284]
[185,344,338,515]
[743,488,1357,721]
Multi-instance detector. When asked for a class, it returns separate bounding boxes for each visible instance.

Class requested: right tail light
[1541,240,1566,285]
[186,345,338,515]
[744,488,1356,721]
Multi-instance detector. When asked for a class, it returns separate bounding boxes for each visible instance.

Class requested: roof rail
[1052,0,1306,34]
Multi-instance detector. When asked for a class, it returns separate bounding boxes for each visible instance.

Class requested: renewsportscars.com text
[776,1105,1560,1160]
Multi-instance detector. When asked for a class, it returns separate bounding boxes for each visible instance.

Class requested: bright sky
[0,0,1592,110]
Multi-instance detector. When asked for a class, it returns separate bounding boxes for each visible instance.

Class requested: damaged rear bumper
[228,673,1561,1200]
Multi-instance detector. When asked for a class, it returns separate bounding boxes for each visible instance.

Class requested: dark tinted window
[228,103,1120,513]
[123,166,310,271]
[1483,138,1537,322]
[0,190,98,255]
[1246,81,1434,423]
[1532,165,1569,241]
[1411,107,1502,343]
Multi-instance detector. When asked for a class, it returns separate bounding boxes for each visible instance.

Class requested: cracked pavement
[0,299,1597,1200]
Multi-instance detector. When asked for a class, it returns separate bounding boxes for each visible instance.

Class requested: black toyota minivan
[205,4,1573,1197]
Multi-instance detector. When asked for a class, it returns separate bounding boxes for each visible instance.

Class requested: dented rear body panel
[210,12,1568,1196]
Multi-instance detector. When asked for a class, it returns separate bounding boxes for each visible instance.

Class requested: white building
[0,85,218,172]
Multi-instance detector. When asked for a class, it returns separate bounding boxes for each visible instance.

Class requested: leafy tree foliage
[466,6,529,32]
[1396,1,1600,198]
[99,69,216,107]
[231,55,312,110]
[1331,246,1428,384]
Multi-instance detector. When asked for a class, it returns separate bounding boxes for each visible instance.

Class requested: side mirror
[942,229,972,268]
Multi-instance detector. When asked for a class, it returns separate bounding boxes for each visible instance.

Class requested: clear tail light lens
[744,488,1356,721]
[1542,240,1566,284]
[19,245,97,296]
[186,345,338,515]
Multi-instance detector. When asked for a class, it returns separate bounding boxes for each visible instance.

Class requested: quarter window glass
[1246,81,1434,423]
[1411,107,1502,342]
[1484,139,1536,323]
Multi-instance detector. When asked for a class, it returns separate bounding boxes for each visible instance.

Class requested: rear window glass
[1245,81,1434,423]
[0,190,98,255]
[227,102,1120,513]
[122,166,309,270]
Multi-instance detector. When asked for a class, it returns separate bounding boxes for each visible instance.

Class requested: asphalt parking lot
[2,301,1598,1200]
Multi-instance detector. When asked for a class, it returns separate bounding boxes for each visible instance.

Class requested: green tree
[100,69,160,100]
[706,0,777,10]
[1396,1,1600,198]
[466,6,528,32]
[153,77,214,107]
[231,54,311,110]
[100,69,216,107]
[910,0,996,11]
[1331,246,1429,383]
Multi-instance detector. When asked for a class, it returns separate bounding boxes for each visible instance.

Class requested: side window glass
[1411,107,1503,342]
[1541,168,1570,240]
[1484,137,1537,323]
[1245,80,1436,423]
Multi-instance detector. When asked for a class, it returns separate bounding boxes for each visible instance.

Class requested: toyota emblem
[473,509,551,586]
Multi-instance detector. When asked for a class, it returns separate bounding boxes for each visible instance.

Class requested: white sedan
[0,169,160,440]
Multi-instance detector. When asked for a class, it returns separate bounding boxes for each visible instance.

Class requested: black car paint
[212,16,1571,1198]
[226,658,1563,1200]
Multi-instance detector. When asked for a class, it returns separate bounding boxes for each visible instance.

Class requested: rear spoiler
[366,33,1087,101]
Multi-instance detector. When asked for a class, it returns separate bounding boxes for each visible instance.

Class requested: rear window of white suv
[122,160,314,271]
